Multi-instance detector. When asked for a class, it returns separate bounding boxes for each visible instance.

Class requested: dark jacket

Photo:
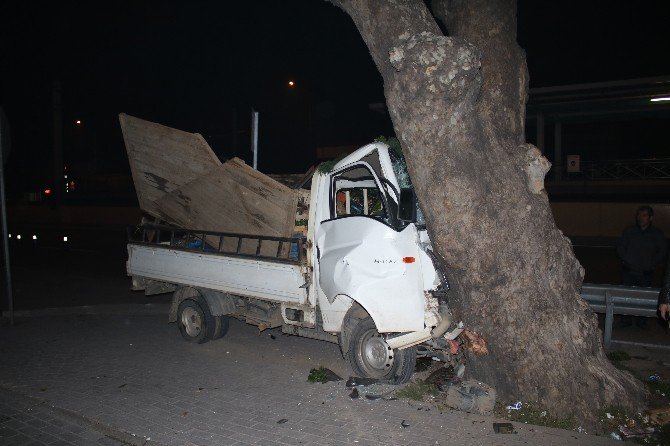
[617,224,667,273]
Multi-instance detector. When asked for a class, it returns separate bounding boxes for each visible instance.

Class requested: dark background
[1,1,670,201]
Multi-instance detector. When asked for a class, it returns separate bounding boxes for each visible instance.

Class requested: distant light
[63,236,68,242]
[16,235,21,240]
[44,189,52,195]
[64,174,68,179]
[288,81,295,87]
[75,120,82,125]
[650,97,670,102]
[8,234,11,238]
[32,235,37,240]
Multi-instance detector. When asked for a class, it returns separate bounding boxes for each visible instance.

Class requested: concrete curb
[1,303,170,318]
[0,386,168,446]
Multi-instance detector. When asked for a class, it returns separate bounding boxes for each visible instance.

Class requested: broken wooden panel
[119,113,221,219]
[154,157,299,238]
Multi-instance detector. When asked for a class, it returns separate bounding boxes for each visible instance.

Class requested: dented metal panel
[127,244,307,304]
[315,217,424,333]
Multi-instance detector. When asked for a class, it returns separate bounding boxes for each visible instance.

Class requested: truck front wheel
[348,317,416,384]
[177,298,216,344]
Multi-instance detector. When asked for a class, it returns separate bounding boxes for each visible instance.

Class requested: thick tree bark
[333,0,645,421]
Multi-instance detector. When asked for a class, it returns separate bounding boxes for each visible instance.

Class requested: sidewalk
[0,386,130,445]
[0,312,617,446]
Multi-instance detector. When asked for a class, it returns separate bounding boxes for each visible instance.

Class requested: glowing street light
[75,119,82,125]
[288,80,295,87]
[650,97,670,102]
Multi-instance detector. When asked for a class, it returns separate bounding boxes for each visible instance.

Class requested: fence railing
[555,159,670,181]
[581,283,664,349]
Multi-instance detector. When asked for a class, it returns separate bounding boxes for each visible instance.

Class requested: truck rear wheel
[177,298,216,344]
[348,317,416,384]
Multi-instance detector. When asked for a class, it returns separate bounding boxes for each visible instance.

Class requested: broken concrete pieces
[493,422,515,434]
[444,380,497,415]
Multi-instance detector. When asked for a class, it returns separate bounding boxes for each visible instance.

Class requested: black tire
[177,298,216,344]
[211,315,230,340]
[347,317,416,384]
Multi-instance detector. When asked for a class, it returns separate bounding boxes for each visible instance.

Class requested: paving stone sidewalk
[0,314,617,446]
[0,386,130,445]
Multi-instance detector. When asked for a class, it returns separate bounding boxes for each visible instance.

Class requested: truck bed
[127,225,309,304]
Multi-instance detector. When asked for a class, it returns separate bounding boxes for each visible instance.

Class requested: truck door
[315,162,424,333]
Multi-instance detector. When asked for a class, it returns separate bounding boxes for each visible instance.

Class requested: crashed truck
[120,113,464,384]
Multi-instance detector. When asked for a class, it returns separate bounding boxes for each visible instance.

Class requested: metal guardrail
[557,158,670,181]
[581,283,664,350]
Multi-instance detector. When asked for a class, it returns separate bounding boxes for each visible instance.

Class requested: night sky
[1,1,669,199]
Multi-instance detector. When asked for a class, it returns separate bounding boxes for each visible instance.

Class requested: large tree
[332,0,645,420]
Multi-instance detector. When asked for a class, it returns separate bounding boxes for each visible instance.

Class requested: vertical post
[52,80,63,206]
[553,120,562,181]
[251,109,259,170]
[0,108,13,325]
[604,291,613,350]
[363,189,369,215]
[536,112,545,155]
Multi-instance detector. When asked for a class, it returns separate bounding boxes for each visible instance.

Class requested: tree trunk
[333,0,645,421]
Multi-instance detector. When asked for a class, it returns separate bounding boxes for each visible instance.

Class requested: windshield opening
[388,150,426,226]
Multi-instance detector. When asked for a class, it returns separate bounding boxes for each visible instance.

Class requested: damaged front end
[386,248,466,370]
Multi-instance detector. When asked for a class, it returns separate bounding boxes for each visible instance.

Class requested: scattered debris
[506,402,522,411]
[365,394,382,401]
[649,374,661,382]
[606,412,614,419]
[349,388,359,399]
[277,419,288,424]
[493,423,515,434]
[444,380,496,414]
[181,411,188,417]
[462,330,489,355]
[414,357,433,372]
[307,367,342,383]
[118,384,127,389]
[609,432,622,441]
[270,334,276,340]
[345,376,379,387]
[400,420,410,428]
[619,425,655,439]
[424,366,457,391]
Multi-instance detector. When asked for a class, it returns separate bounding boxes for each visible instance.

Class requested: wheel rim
[359,329,394,377]
[181,306,202,338]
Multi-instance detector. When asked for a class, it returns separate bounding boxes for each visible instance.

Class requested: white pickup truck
[127,142,463,384]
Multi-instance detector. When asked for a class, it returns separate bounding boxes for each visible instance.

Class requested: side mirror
[397,188,417,223]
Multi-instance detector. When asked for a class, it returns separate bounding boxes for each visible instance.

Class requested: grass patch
[395,380,439,401]
[494,401,577,430]
[307,367,329,383]
[607,350,631,362]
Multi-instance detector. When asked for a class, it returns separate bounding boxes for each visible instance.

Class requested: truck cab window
[332,165,387,221]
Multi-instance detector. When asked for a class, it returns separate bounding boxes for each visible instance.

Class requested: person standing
[617,205,667,327]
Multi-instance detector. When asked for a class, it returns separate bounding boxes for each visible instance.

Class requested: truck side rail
[127,224,306,265]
